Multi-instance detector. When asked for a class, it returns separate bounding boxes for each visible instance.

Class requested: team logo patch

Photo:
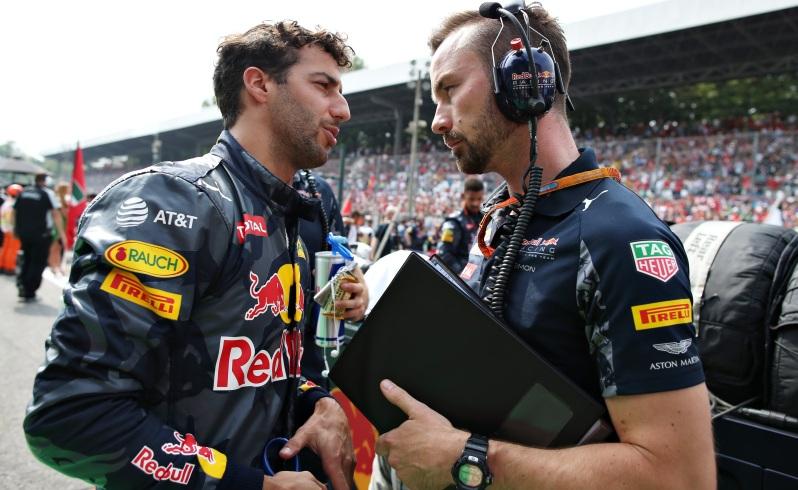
[116,197,148,228]
[631,299,692,331]
[235,214,268,243]
[630,240,678,282]
[213,331,302,390]
[101,268,183,320]
[440,228,455,243]
[246,264,304,324]
[652,339,692,355]
[154,210,197,229]
[132,446,194,485]
[105,240,188,278]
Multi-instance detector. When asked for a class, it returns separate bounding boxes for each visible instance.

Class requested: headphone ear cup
[494,63,532,123]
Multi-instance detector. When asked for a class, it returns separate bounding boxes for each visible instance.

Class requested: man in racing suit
[24,21,365,490]
[435,176,484,273]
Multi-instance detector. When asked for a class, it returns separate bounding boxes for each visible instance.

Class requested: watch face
[458,463,484,487]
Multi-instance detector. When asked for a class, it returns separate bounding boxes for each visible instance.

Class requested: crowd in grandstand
[321,115,798,241]
[36,114,798,252]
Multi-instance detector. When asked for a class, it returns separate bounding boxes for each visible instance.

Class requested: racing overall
[24,131,329,489]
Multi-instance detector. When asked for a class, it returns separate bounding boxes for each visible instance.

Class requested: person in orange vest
[0,184,23,274]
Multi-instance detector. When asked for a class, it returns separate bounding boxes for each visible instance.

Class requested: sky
[1,0,662,158]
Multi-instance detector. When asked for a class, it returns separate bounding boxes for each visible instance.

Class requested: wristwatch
[451,434,493,489]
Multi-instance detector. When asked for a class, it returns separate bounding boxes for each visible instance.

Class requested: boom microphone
[479,2,503,19]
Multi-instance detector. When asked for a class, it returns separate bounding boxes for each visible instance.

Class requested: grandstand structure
[44,0,798,205]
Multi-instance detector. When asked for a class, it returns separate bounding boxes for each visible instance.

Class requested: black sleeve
[436,219,466,273]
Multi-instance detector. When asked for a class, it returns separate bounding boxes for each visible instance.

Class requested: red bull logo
[131,446,194,485]
[245,264,304,324]
[522,236,559,247]
[161,432,215,463]
[213,330,303,390]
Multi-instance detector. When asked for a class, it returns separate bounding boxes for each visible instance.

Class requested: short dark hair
[463,176,485,193]
[34,173,47,185]
[428,3,570,114]
[214,20,354,128]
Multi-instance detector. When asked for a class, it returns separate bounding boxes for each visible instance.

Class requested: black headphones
[481,1,573,122]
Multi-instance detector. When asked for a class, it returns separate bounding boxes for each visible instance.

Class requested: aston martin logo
[652,339,692,355]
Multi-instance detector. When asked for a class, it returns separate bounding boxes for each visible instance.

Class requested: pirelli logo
[101,268,182,320]
[631,299,692,331]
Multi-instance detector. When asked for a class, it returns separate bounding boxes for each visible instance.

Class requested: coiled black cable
[302,170,331,251]
[483,120,543,319]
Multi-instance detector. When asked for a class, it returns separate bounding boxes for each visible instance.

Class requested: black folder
[330,252,609,448]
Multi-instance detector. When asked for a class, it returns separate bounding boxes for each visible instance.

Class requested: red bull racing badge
[630,240,678,282]
[245,264,304,324]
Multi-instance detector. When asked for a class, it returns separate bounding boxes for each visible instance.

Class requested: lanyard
[476,167,621,258]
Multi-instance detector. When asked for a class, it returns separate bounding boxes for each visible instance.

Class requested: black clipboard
[330,253,610,448]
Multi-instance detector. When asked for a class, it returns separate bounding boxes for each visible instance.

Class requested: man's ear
[241,66,273,104]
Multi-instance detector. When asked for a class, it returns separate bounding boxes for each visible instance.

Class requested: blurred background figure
[13,174,66,301]
[435,176,485,273]
[47,182,70,275]
[0,184,23,274]
[371,205,402,260]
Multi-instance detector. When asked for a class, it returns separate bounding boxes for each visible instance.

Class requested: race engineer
[435,176,484,273]
[24,20,367,490]
[371,3,715,490]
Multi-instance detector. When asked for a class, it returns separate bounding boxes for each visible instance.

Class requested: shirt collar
[211,130,317,220]
[534,148,603,217]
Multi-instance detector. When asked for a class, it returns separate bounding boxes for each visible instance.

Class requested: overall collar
[211,130,318,220]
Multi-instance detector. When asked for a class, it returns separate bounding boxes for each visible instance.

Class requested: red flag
[340,193,352,217]
[66,143,86,249]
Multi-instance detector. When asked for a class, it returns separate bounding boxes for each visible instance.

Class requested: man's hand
[338,266,368,321]
[262,471,325,489]
[375,379,468,490]
[280,397,355,490]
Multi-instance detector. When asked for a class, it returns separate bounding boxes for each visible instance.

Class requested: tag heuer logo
[630,240,678,282]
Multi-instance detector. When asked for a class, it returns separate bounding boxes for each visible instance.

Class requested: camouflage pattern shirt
[460,148,705,403]
[24,131,328,489]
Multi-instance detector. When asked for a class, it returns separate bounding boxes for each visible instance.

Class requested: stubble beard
[271,86,328,169]
[452,96,513,175]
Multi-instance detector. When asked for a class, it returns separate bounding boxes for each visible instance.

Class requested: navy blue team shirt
[462,148,704,402]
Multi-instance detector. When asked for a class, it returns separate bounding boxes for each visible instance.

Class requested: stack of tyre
[671,221,798,420]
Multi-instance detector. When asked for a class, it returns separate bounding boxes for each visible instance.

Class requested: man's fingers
[380,379,431,419]
[322,459,350,490]
[280,430,309,459]
[375,434,388,457]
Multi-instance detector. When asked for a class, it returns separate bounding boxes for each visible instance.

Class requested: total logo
[105,240,188,278]
[214,330,303,390]
[246,264,304,324]
[236,214,268,243]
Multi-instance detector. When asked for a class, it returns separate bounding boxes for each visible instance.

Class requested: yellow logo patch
[441,229,454,243]
[198,448,227,480]
[101,268,183,320]
[631,299,692,331]
[105,240,188,278]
